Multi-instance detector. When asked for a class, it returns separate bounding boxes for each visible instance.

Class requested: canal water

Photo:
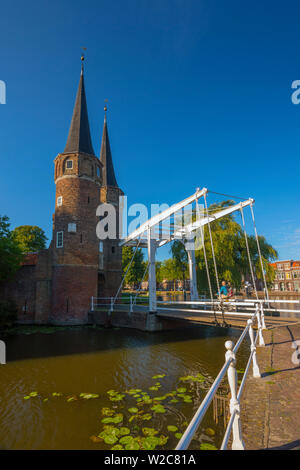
[0,325,250,450]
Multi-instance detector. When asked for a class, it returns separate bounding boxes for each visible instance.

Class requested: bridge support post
[247,319,261,378]
[225,340,245,450]
[256,304,265,346]
[185,239,199,302]
[147,227,157,313]
[260,304,267,330]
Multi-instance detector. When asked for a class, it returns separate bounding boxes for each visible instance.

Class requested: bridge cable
[195,197,219,324]
[239,207,259,301]
[203,192,226,324]
[249,203,270,307]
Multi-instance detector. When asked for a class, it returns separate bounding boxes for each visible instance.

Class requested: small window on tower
[57,196,63,207]
[97,167,101,177]
[68,223,77,233]
[112,246,115,254]
[56,231,63,248]
[99,241,104,253]
[66,160,73,169]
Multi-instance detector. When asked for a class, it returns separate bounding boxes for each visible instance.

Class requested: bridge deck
[156,309,300,329]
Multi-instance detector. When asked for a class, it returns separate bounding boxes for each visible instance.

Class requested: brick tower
[98,108,123,298]
[51,60,103,323]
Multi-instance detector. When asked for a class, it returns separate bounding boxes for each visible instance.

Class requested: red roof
[21,253,38,266]
[270,260,300,269]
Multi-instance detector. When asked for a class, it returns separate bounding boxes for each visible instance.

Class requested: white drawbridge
[119,187,261,314]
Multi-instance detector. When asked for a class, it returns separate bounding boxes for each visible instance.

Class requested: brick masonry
[1,141,123,324]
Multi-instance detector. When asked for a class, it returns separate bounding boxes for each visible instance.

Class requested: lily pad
[125,440,140,450]
[119,427,130,436]
[141,413,152,421]
[167,425,178,432]
[151,404,166,414]
[128,407,138,414]
[111,444,124,450]
[153,396,167,401]
[81,393,99,399]
[152,374,166,379]
[142,427,158,437]
[200,443,217,450]
[102,407,115,416]
[205,428,215,436]
[141,436,160,450]
[103,434,118,445]
[119,435,134,445]
[175,432,183,439]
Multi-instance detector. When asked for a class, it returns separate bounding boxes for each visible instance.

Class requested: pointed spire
[100,105,118,187]
[64,57,95,155]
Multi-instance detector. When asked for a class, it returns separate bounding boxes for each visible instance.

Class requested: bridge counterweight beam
[147,227,157,313]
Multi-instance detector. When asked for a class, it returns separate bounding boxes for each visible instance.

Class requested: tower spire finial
[104,99,108,120]
[81,47,86,74]
[63,50,95,155]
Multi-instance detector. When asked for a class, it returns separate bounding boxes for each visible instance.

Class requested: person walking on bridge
[220,280,229,299]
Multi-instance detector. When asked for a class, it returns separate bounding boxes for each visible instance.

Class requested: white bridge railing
[176,307,263,450]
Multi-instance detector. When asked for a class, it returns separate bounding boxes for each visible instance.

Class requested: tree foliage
[122,246,145,287]
[161,201,277,294]
[12,225,48,253]
[0,216,24,282]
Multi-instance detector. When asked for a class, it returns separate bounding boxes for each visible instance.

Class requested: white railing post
[256,304,265,346]
[225,340,245,450]
[247,319,261,378]
[130,295,133,313]
[91,296,94,312]
[110,297,114,313]
[147,227,157,313]
[260,303,267,330]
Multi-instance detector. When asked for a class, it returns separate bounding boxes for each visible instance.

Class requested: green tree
[122,246,145,288]
[12,225,48,253]
[0,215,24,281]
[171,240,189,290]
[195,201,278,293]
[160,258,182,291]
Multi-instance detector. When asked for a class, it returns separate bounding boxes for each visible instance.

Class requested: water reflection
[0,326,250,450]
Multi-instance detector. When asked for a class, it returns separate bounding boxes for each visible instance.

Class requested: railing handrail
[175,311,261,451]
[220,330,259,450]
[175,356,234,450]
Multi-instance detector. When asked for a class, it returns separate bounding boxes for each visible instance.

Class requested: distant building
[270,260,300,292]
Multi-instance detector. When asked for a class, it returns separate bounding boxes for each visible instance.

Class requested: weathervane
[81,47,87,72]
[104,98,108,115]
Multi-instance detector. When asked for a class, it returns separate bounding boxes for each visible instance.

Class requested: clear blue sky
[1,0,300,261]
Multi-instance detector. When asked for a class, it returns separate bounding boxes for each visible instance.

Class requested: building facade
[1,62,123,324]
[270,260,300,292]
